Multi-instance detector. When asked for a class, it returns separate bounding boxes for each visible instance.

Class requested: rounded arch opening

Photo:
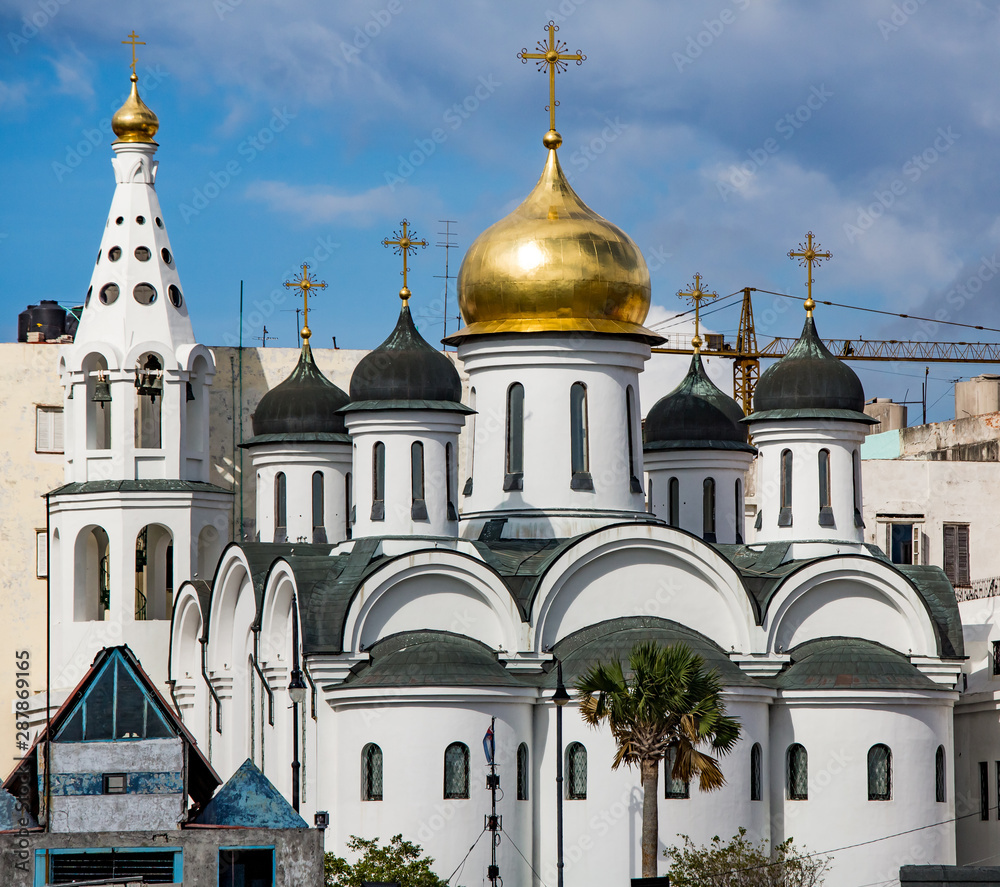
[74,525,110,622]
[135,524,174,621]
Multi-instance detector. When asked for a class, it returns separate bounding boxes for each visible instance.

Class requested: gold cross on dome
[122,30,146,76]
[677,273,719,353]
[518,21,586,148]
[283,263,327,343]
[788,231,832,317]
[382,219,427,303]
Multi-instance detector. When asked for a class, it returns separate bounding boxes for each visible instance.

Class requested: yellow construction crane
[652,287,1000,415]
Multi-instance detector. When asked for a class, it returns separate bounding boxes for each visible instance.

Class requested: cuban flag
[483,724,495,765]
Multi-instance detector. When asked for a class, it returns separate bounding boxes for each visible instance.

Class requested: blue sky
[2,0,1000,421]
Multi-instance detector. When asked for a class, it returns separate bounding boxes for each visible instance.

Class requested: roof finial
[518,21,586,150]
[788,231,832,318]
[382,219,428,305]
[122,30,145,77]
[283,263,327,344]
[677,273,718,353]
[112,31,159,143]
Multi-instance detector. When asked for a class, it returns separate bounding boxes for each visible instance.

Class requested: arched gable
[206,547,256,674]
[169,581,205,682]
[176,343,216,375]
[124,340,179,371]
[258,561,295,663]
[341,550,521,654]
[531,524,756,654]
[763,556,941,658]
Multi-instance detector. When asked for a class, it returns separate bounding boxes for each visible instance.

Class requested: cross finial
[677,273,719,353]
[382,219,428,304]
[518,21,586,150]
[122,30,145,77]
[283,263,327,344]
[788,231,832,317]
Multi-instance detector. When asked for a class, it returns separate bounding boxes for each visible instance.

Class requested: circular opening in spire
[85,286,92,306]
[134,246,151,262]
[99,283,120,305]
[155,217,163,228]
[161,248,172,265]
[133,283,157,305]
[115,216,124,226]
[136,216,145,225]
[108,246,122,262]
[168,285,183,308]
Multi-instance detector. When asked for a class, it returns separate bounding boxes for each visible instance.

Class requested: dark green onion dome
[644,352,754,452]
[345,303,466,410]
[749,315,873,422]
[250,343,350,437]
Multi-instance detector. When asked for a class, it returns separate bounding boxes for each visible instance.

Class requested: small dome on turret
[645,353,754,452]
[112,74,159,143]
[251,344,350,437]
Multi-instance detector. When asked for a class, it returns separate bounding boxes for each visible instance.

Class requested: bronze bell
[91,372,112,404]
[186,381,195,402]
[134,355,163,401]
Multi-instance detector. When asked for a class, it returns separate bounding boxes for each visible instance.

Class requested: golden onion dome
[447,147,660,343]
[112,74,159,143]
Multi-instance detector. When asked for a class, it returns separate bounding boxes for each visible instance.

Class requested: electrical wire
[446,825,488,885]
[647,290,744,331]
[500,824,552,887]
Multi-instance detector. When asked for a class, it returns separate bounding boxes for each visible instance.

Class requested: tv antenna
[254,324,277,348]
[435,220,459,346]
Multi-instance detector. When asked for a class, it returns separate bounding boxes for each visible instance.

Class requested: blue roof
[195,759,307,829]
[0,787,36,831]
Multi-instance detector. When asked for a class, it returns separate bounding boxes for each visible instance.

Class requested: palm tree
[575,640,741,880]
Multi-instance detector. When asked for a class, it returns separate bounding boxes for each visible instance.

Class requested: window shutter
[958,525,970,586]
[35,407,50,451]
[943,524,957,584]
[52,408,64,452]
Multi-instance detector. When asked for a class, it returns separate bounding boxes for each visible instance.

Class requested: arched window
[516,743,529,801]
[444,742,470,799]
[703,477,716,541]
[935,745,946,803]
[567,742,587,799]
[779,449,793,526]
[668,477,679,528]
[787,743,808,800]
[626,386,641,493]
[750,743,762,801]
[853,448,864,527]
[411,442,427,520]
[446,442,457,521]
[664,746,689,799]
[735,479,744,543]
[362,743,383,801]
[818,449,834,527]
[569,383,591,488]
[464,387,476,497]
[345,472,353,540]
[134,353,163,449]
[371,442,385,521]
[505,383,524,490]
[312,471,326,543]
[274,473,287,543]
[868,744,891,801]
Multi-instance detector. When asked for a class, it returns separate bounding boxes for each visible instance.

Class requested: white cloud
[244,179,404,225]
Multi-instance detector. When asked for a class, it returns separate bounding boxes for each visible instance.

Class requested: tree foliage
[664,828,830,887]
[325,834,451,887]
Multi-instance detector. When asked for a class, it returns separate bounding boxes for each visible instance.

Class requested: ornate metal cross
[122,31,145,75]
[283,263,327,344]
[788,231,832,316]
[518,21,586,145]
[382,219,427,303]
[677,273,719,353]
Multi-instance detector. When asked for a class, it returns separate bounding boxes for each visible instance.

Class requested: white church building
[27,41,992,887]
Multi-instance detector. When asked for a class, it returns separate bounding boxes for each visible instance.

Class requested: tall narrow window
[464,387,476,496]
[668,477,679,528]
[980,761,989,820]
[935,746,945,803]
[362,743,383,801]
[312,471,326,543]
[516,743,529,801]
[446,442,458,521]
[943,524,970,587]
[505,383,524,490]
[411,442,427,520]
[818,449,834,527]
[567,742,587,800]
[664,746,689,799]
[703,477,716,542]
[274,473,287,543]
[787,744,808,800]
[444,742,470,799]
[371,442,385,521]
[853,449,864,527]
[750,743,762,801]
[569,383,592,490]
[735,479,744,544]
[779,449,793,526]
[867,744,891,800]
[345,472,353,540]
[626,386,642,493]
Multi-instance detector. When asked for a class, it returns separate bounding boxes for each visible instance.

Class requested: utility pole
[485,717,501,887]
[435,220,458,346]
[254,325,277,348]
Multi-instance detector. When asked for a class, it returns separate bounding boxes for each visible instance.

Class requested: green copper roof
[772,637,940,691]
[341,398,474,414]
[50,479,232,496]
[241,431,351,448]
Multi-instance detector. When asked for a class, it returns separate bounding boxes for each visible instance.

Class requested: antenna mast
[435,220,458,346]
